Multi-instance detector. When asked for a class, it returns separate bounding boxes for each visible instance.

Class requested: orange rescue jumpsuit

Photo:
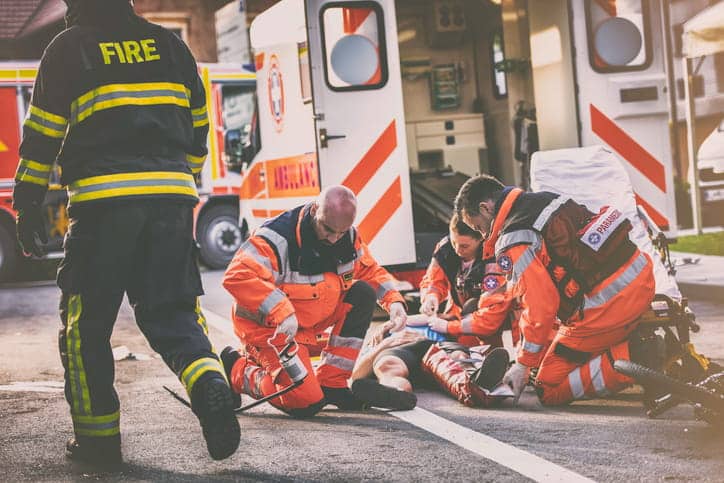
[420,238,518,347]
[485,188,655,405]
[223,204,404,415]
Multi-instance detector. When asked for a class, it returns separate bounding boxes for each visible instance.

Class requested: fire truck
[0,61,255,280]
[230,0,722,285]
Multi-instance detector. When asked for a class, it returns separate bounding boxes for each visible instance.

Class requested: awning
[683,1,724,58]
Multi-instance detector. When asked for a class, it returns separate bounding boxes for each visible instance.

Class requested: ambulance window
[320,3,388,91]
[491,31,508,99]
[221,85,255,131]
[585,0,652,73]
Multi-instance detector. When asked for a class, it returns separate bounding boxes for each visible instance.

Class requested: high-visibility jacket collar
[482,188,524,260]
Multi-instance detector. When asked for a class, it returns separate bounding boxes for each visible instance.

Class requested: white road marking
[202,307,593,482]
[394,408,594,482]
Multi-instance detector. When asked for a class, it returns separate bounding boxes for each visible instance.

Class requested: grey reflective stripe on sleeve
[583,252,648,310]
[495,229,539,255]
[328,334,364,350]
[234,303,262,324]
[461,315,473,334]
[568,367,586,399]
[259,289,286,323]
[509,243,539,285]
[240,239,280,282]
[319,352,356,372]
[532,196,570,231]
[376,280,398,299]
[589,355,609,396]
[522,339,544,354]
[256,227,290,274]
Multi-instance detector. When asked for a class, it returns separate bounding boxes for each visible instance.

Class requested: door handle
[319,128,346,148]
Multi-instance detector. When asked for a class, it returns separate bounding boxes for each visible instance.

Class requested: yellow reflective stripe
[73,82,189,107]
[72,410,121,437]
[66,295,91,415]
[71,171,192,187]
[192,105,209,128]
[19,158,52,172]
[16,158,52,185]
[186,153,205,173]
[24,118,65,138]
[67,171,198,204]
[70,184,198,203]
[74,96,190,125]
[193,117,209,128]
[29,104,68,125]
[181,357,225,394]
[15,173,49,186]
[72,411,120,424]
[195,298,209,336]
[70,82,191,125]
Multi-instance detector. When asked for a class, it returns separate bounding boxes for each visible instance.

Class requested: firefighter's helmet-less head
[63,0,135,28]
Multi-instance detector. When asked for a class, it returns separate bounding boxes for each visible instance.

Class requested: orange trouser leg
[536,252,654,405]
[230,342,325,414]
[536,333,633,405]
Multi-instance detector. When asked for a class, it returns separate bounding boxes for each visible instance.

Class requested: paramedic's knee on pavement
[454,174,655,406]
[12,0,240,467]
[222,185,413,416]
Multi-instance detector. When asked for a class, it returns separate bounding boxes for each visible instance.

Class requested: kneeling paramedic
[221,186,414,417]
[12,0,240,466]
[415,213,520,349]
[454,175,656,405]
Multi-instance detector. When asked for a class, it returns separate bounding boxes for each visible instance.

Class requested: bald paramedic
[221,186,415,417]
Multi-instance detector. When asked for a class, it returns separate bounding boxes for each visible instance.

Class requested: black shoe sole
[350,379,417,410]
[197,379,241,460]
[473,347,510,390]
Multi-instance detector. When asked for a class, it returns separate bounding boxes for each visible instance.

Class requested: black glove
[16,203,48,258]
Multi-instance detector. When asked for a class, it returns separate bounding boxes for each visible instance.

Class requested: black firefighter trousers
[57,199,227,444]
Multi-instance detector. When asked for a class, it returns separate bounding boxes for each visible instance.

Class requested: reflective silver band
[583,252,648,310]
[568,367,585,400]
[319,352,356,372]
[495,229,539,255]
[328,334,364,350]
[532,196,570,231]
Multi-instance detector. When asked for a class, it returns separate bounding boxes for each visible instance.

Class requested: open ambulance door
[571,0,677,233]
[305,0,416,266]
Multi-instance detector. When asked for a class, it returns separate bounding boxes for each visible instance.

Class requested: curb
[677,281,724,304]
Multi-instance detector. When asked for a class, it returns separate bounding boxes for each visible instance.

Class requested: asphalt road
[1,269,723,482]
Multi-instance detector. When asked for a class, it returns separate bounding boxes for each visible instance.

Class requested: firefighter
[221,186,415,417]
[454,175,656,405]
[12,0,240,466]
[415,213,518,348]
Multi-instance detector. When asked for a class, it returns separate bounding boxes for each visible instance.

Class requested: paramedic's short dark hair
[454,174,505,217]
[449,212,482,239]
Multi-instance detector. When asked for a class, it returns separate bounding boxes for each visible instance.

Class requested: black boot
[220,346,243,409]
[66,434,122,471]
[350,379,417,410]
[190,375,241,460]
[321,385,365,410]
[471,347,510,390]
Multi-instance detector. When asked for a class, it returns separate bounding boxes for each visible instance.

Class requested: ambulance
[0,62,256,279]
[235,0,722,283]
